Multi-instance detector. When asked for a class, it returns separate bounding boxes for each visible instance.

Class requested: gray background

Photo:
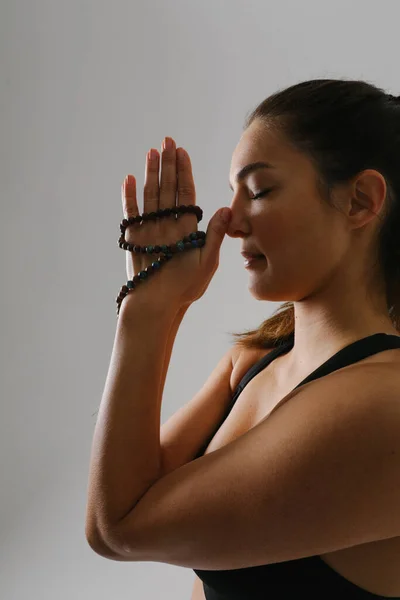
[1,0,399,598]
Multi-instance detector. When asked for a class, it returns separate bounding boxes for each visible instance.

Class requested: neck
[284,290,398,375]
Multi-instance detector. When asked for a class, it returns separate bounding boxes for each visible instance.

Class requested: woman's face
[227,120,350,302]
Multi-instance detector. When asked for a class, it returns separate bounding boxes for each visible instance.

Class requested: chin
[249,287,287,302]
[248,279,301,303]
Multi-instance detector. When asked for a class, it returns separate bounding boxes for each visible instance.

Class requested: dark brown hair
[229,78,400,351]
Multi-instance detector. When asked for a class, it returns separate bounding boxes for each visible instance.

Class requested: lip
[241,252,264,259]
[244,256,266,268]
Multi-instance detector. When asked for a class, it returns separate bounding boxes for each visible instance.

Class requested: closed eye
[250,188,274,200]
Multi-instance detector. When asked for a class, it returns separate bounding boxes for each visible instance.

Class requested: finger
[159,137,177,211]
[176,147,197,230]
[122,174,138,219]
[143,148,160,215]
[176,148,196,207]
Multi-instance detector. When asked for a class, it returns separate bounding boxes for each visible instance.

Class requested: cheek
[261,209,339,276]
[258,209,311,256]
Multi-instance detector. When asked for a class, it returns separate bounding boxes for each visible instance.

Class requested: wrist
[118,291,187,324]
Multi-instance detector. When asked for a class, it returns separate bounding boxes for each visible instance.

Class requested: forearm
[86,293,187,542]
[160,306,188,427]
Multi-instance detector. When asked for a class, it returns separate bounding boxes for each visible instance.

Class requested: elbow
[85,525,121,561]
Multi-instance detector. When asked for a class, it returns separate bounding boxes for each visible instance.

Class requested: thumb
[202,208,232,267]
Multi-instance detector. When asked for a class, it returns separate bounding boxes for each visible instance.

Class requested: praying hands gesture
[120,137,232,314]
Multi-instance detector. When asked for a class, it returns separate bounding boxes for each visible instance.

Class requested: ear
[350,169,387,227]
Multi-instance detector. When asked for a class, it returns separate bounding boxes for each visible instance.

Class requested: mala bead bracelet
[116,204,207,316]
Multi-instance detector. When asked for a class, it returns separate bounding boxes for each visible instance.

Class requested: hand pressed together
[120,137,231,313]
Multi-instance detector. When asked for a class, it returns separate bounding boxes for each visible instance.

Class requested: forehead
[231,122,288,168]
[229,121,314,186]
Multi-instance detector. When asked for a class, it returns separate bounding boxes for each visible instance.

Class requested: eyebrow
[229,161,276,191]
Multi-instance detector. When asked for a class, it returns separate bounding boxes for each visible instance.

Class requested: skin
[227,119,399,377]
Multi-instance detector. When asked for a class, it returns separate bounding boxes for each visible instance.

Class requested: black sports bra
[193,332,400,599]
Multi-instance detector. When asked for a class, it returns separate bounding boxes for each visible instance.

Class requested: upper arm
[160,344,240,477]
[105,364,400,569]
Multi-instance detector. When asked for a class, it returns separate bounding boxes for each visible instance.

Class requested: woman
[86,78,400,599]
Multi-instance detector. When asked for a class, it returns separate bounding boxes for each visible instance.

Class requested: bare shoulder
[231,342,277,369]
[302,354,400,425]
[342,348,400,387]
[230,343,276,392]
[299,348,400,401]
